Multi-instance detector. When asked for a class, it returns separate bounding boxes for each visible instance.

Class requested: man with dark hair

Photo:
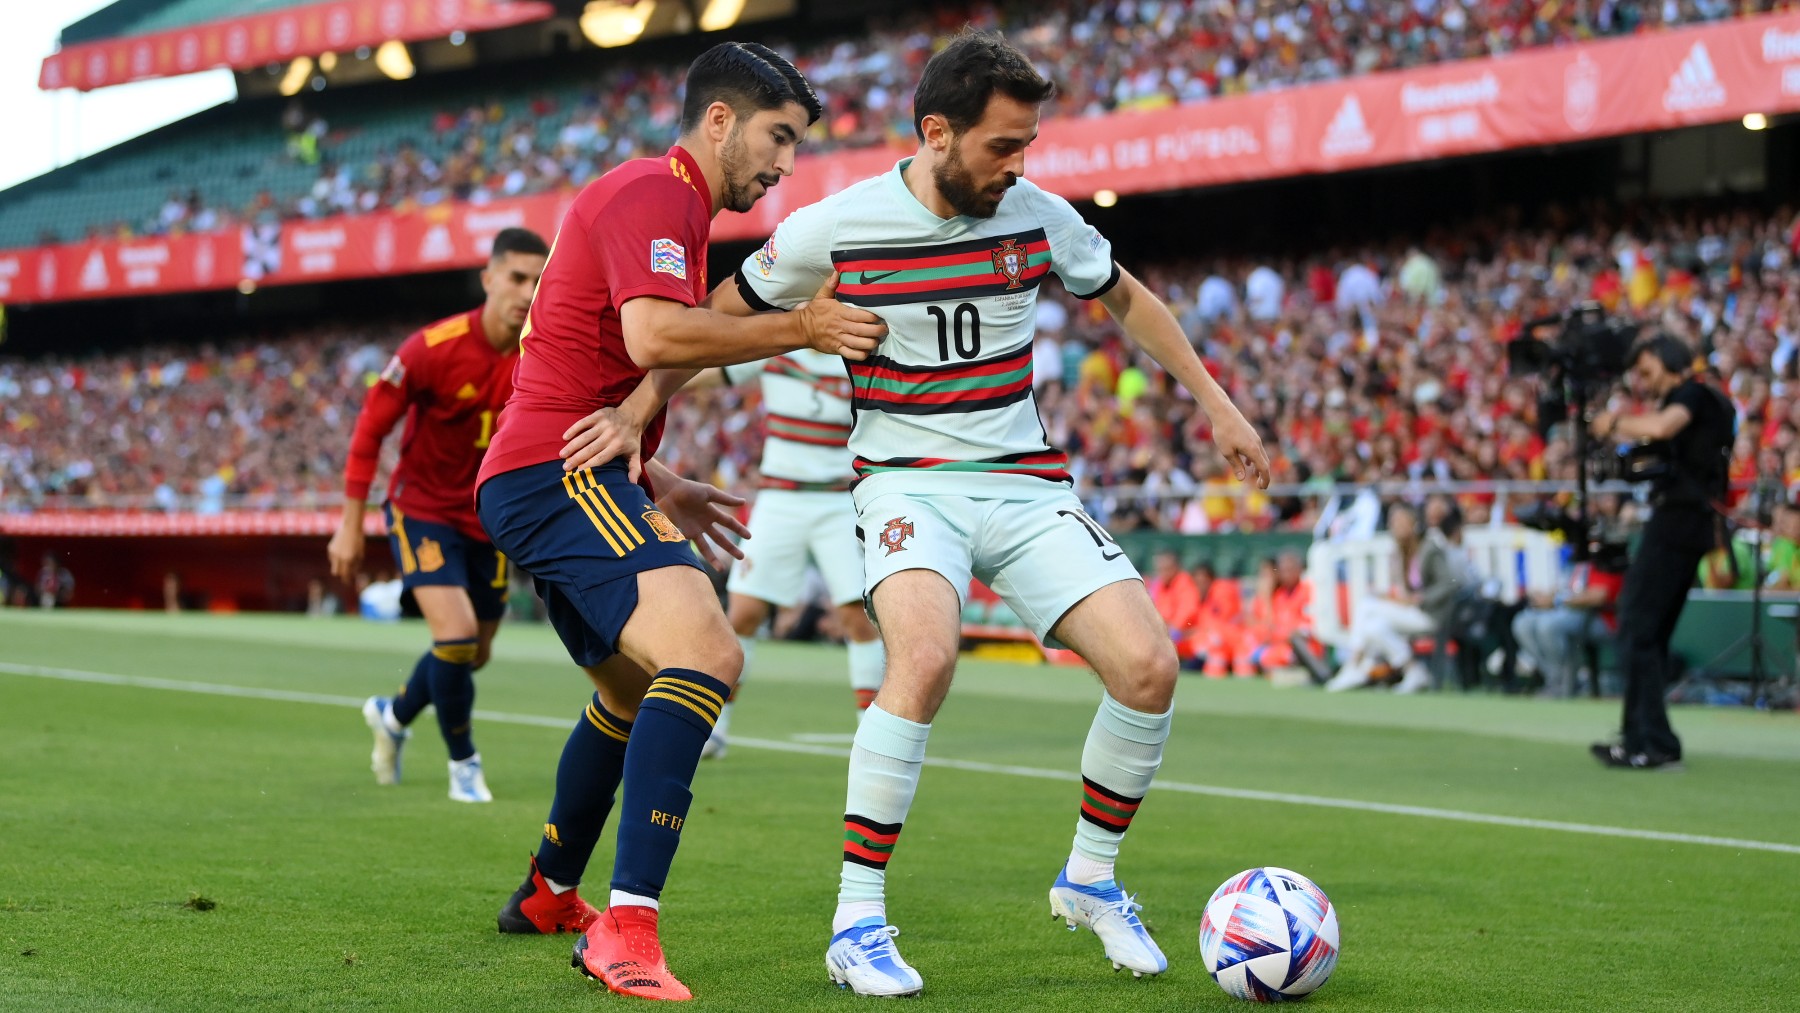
[475,42,882,1000]
[573,29,1267,995]
[331,226,548,804]
[1588,333,1734,769]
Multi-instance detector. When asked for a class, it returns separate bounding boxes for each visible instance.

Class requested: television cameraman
[1586,334,1733,771]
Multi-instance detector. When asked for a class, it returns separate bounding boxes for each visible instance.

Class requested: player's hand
[1211,407,1272,489]
[798,272,886,361]
[656,478,751,569]
[561,407,645,481]
[327,520,365,583]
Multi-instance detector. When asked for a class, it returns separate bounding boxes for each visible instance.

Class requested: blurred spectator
[1181,560,1243,674]
[1228,551,1323,679]
[1325,501,1461,693]
[1512,553,1625,698]
[1147,549,1202,640]
[35,552,74,609]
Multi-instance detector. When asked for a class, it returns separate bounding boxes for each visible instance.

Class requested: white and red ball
[1198,867,1339,1002]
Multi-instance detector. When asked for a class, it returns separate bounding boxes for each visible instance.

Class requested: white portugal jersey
[737,159,1119,500]
[722,350,855,491]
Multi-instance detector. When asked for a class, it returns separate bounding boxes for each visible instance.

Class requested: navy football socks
[425,638,480,761]
[534,693,634,887]
[609,669,729,901]
[390,652,434,726]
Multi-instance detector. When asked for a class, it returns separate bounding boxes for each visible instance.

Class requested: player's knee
[690,634,744,687]
[1109,637,1178,712]
[891,638,957,685]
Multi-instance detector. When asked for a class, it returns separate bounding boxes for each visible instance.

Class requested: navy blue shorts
[384,503,509,621]
[476,460,703,667]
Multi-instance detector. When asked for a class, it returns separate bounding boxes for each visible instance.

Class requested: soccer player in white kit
[557,29,1269,997]
[725,32,1269,995]
[683,352,885,757]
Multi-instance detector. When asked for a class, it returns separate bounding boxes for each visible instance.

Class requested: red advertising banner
[38,0,553,92]
[8,13,1799,304]
[0,510,383,537]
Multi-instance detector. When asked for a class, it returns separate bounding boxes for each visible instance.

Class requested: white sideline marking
[5,661,1798,857]
[788,732,856,744]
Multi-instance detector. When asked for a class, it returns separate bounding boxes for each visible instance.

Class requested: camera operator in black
[1586,334,1733,770]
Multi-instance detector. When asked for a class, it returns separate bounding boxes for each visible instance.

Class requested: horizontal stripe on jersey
[759,476,854,492]
[766,413,852,447]
[849,345,1033,416]
[852,450,1071,484]
[766,355,852,396]
[830,229,1051,308]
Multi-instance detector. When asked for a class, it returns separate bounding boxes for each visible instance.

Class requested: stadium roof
[61,0,318,47]
[40,0,556,91]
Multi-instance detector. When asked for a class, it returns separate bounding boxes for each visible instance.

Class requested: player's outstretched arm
[330,358,411,581]
[1099,268,1272,488]
[620,272,883,369]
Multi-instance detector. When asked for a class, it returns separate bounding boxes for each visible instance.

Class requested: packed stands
[1,0,1781,248]
[6,200,1795,530]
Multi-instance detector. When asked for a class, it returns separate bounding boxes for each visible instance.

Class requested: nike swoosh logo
[1102,551,1123,561]
[859,269,900,283]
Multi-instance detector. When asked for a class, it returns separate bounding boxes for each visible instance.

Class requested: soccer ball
[1198,867,1339,1002]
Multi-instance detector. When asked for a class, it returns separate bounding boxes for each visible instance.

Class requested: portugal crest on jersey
[991,238,1027,290]
[879,517,915,555]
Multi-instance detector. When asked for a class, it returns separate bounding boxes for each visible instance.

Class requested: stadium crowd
[6,200,1797,532]
[76,0,1784,241]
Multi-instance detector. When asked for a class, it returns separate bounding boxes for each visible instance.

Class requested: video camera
[1509,303,1668,484]
[1508,303,1640,387]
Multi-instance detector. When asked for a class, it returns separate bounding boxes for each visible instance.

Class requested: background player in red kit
[476,44,883,1001]
[328,228,548,803]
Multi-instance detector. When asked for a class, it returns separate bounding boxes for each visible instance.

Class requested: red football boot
[571,906,693,1001]
[496,855,599,934]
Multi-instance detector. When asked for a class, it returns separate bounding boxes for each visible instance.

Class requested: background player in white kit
[681,351,885,756]
[718,30,1270,997]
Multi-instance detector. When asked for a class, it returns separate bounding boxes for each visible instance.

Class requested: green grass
[1,610,1797,1011]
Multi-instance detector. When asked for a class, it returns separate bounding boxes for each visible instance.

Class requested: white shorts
[726,489,865,608]
[857,484,1141,650]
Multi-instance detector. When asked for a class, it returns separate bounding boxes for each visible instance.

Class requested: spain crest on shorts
[416,537,446,574]
[991,238,1027,290]
[879,517,915,555]
[641,509,686,543]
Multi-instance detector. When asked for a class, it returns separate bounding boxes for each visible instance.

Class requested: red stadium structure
[2,0,1797,618]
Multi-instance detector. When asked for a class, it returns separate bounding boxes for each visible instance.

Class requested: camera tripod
[1689,475,1795,710]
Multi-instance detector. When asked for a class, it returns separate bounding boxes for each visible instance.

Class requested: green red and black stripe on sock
[1078,776,1143,833]
[842,814,902,869]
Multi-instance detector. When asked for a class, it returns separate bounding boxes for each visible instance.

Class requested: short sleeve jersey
[736,159,1118,501]
[722,350,855,490]
[477,146,712,490]
[343,307,515,539]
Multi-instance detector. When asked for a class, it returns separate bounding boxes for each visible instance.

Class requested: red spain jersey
[478,145,712,492]
[343,307,516,539]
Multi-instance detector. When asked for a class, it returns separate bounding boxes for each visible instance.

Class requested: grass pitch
[1,609,1797,1011]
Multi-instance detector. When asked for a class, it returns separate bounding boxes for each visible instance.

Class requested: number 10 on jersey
[929,303,982,362]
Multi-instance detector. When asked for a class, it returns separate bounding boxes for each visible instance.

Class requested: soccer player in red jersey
[328,228,548,803]
[477,44,884,1000]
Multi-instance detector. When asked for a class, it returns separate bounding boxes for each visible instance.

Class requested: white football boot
[1049,865,1168,977]
[361,696,409,785]
[447,753,492,803]
[825,919,924,997]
